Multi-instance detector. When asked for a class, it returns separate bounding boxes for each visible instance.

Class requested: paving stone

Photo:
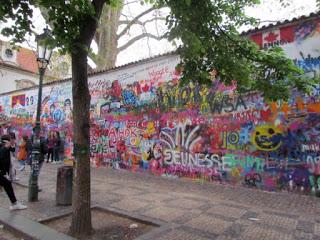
[240,211,259,220]
[296,220,315,234]
[314,223,320,236]
[294,230,313,240]
[154,229,212,240]
[173,209,203,224]
[258,213,297,230]
[112,188,143,196]
[223,223,246,238]
[235,218,256,226]
[185,214,232,234]
[2,165,320,240]
[136,193,173,202]
[207,205,247,219]
[142,206,186,222]
[215,235,234,240]
[110,199,150,212]
[220,202,251,210]
[92,192,121,203]
[167,198,207,209]
[241,225,293,240]
[300,215,319,223]
[263,210,298,219]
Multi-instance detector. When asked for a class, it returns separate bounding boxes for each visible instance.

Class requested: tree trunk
[69,47,92,236]
[67,0,105,236]
[95,3,123,70]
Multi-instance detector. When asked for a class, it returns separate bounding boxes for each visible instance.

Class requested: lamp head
[36,27,53,70]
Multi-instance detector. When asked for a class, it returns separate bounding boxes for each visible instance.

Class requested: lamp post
[28,28,53,202]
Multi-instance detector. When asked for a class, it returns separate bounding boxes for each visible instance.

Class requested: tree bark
[95,4,123,70]
[69,47,92,236]
[69,0,106,236]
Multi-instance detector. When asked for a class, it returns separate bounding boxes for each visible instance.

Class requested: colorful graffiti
[1,17,320,196]
[250,18,320,79]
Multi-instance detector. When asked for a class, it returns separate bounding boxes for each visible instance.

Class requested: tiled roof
[88,51,177,76]
[241,10,320,35]
[16,48,38,73]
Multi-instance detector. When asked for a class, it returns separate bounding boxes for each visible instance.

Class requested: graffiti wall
[1,17,320,195]
[250,17,320,78]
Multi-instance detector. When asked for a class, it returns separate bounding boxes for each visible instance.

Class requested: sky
[0,0,318,68]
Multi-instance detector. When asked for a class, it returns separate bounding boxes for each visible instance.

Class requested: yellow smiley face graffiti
[252,125,282,151]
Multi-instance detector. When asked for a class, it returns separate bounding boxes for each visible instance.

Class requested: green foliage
[158,0,317,100]
[1,0,119,53]
[36,0,96,52]
[0,0,34,42]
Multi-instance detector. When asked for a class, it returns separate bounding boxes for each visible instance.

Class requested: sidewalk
[1,163,320,240]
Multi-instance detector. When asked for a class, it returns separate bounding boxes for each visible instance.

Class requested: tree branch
[80,0,106,46]
[119,16,165,26]
[117,7,155,40]
[124,0,140,6]
[119,19,143,25]
[143,17,166,25]
[117,32,164,52]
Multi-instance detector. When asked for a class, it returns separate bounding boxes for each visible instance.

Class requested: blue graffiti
[122,90,137,106]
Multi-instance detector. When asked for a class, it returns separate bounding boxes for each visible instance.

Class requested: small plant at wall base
[1,0,319,237]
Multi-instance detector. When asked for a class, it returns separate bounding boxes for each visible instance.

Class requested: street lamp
[28,27,53,202]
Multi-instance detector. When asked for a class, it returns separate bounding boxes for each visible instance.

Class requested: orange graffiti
[281,102,290,118]
[269,102,278,121]
[296,96,305,111]
[307,102,320,113]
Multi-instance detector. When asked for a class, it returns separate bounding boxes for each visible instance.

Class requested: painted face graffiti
[252,125,283,151]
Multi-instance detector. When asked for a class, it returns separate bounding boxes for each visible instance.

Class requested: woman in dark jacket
[0,135,27,210]
[54,131,61,163]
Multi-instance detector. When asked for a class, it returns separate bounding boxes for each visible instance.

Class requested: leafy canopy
[1,0,317,100]
[158,0,318,100]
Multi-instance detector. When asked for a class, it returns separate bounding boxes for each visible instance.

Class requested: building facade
[0,13,319,195]
[0,41,38,93]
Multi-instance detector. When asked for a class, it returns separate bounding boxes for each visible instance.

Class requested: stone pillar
[56,166,73,205]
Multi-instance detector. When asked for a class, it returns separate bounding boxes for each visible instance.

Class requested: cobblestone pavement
[1,163,320,240]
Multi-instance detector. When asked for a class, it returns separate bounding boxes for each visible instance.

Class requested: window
[4,49,13,59]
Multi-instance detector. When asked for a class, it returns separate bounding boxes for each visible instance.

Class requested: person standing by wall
[0,125,4,137]
[17,136,28,171]
[46,131,56,163]
[54,131,61,163]
[0,135,27,210]
[25,136,33,167]
[2,124,8,135]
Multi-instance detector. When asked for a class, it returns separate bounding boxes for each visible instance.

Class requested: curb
[0,207,75,240]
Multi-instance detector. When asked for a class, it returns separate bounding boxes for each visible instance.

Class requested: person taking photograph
[0,135,27,210]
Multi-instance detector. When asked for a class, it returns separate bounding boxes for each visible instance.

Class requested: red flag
[250,33,263,48]
[280,25,295,43]
[262,25,295,48]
